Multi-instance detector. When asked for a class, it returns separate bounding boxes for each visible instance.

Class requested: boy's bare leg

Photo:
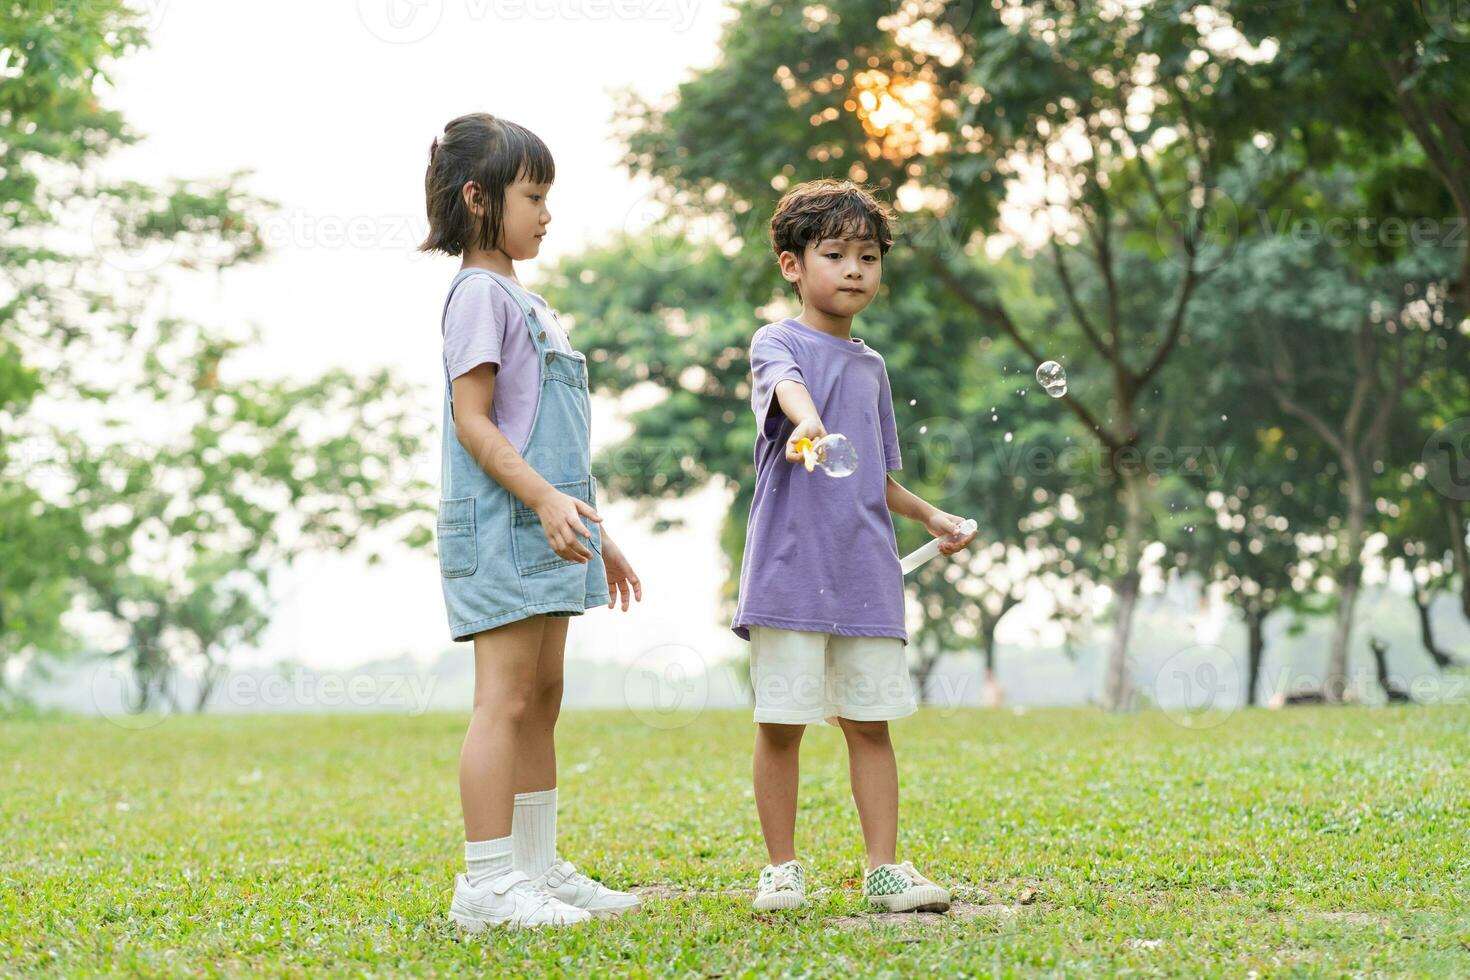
[753,722,806,864]
[838,717,898,868]
[460,615,547,841]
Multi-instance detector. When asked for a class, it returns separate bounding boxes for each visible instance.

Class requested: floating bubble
[1036,360,1067,398]
[796,433,859,478]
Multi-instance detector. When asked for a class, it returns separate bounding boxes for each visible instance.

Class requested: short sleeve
[878,365,902,471]
[750,326,805,440]
[442,276,512,382]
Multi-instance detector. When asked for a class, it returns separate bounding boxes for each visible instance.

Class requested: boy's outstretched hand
[924,509,978,556]
[601,532,643,612]
[785,416,828,463]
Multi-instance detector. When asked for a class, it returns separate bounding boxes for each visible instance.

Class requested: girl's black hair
[418,113,555,256]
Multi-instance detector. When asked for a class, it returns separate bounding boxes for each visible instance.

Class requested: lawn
[2,705,1467,976]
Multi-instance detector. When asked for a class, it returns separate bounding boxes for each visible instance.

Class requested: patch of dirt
[825,900,1027,931]
[629,885,837,901]
[628,885,744,900]
[1304,911,1388,927]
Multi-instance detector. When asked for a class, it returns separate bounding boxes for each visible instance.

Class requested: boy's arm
[884,474,937,524]
[886,474,978,556]
[773,379,827,460]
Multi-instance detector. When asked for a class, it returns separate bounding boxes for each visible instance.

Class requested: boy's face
[781,235,882,315]
[465,169,551,260]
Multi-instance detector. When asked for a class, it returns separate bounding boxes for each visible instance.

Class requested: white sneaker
[532,858,641,917]
[448,869,592,932]
[863,860,951,913]
[753,859,807,911]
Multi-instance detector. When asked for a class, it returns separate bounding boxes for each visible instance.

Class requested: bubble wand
[900,519,978,575]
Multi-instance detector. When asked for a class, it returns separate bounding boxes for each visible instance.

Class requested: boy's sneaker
[753,859,807,911]
[531,858,642,917]
[863,861,951,913]
[449,869,592,932]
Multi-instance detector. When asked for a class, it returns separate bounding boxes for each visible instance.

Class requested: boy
[731,179,976,913]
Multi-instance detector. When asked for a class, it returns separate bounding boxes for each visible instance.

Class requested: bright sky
[97,0,747,672]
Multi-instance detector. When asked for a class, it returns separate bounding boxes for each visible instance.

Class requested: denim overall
[436,268,609,642]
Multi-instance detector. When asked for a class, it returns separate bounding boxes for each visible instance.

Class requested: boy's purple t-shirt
[731,318,907,644]
[441,273,574,455]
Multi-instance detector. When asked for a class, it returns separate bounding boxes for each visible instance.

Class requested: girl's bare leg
[460,615,546,841]
[838,717,898,868]
[514,615,567,793]
[753,722,805,865]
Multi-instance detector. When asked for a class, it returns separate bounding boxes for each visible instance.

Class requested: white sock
[464,835,513,887]
[512,787,558,877]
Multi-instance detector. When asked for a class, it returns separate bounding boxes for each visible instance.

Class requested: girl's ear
[461,180,483,218]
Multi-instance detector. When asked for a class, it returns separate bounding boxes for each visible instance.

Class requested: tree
[1,1,433,710]
[1193,168,1459,701]
[1229,0,1470,309]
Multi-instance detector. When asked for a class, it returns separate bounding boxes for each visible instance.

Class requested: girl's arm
[886,475,977,556]
[452,364,600,563]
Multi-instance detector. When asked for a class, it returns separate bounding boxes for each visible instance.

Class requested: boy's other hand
[785,417,828,463]
[535,490,601,563]
[601,533,643,611]
[925,509,978,556]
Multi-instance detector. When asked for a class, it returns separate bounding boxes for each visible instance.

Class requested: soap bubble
[813,433,859,478]
[1035,360,1067,398]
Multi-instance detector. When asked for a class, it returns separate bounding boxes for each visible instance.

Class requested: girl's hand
[785,416,828,463]
[924,508,978,556]
[534,490,602,564]
[601,532,643,612]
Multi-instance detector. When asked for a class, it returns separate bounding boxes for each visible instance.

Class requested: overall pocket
[436,496,478,578]
[511,477,600,576]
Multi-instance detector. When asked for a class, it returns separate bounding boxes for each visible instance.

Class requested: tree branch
[926,250,1121,451]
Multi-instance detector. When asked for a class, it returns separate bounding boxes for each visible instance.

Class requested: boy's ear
[778,249,804,284]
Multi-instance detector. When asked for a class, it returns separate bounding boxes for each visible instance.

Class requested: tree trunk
[1445,497,1470,622]
[195,657,226,713]
[1326,563,1360,704]
[1326,469,1368,703]
[1245,605,1265,708]
[911,642,941,705]
[1413,588,1455,669]
[1102,473,1144,711]
[981,621,1005,708]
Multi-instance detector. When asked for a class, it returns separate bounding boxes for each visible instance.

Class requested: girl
[420,113,643,931]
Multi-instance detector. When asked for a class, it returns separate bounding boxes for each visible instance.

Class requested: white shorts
[749,626,918,727]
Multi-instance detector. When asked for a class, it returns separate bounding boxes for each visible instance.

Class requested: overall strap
[474,268,549,356]
[439,268,548,388]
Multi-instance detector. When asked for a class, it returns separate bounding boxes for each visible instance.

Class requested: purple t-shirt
[731,318,907,643]
[441,273,574,454]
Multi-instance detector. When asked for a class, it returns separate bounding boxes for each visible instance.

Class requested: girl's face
[783,235,882,315]
[464,169,551,260]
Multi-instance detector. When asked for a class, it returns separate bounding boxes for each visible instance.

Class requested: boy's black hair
[769,179,896,299]
[419,113,555,256]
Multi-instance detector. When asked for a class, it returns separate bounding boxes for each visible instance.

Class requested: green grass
[3,705,1468,976]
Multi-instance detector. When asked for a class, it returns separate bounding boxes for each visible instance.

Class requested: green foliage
[0,0,433,707]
